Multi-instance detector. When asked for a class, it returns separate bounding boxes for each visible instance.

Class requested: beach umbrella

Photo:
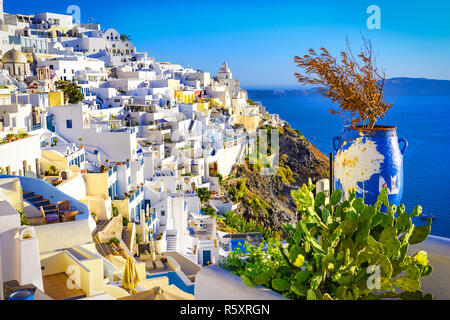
[149,236,156,261]
[121,257,141,293]
[118,285,194,300]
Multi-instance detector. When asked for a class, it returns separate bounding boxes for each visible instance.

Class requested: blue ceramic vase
[332,125,408,206]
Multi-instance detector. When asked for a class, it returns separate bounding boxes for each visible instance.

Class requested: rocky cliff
[220,123,329,236]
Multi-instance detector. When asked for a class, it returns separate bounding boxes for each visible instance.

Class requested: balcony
[31,123,42,131]
[0,175,96,232]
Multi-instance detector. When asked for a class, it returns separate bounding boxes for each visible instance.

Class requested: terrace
[0,132,29,145]
[0,175,95,231]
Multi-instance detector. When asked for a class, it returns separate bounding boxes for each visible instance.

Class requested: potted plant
[140,250,152,261]
[109,236,120,247]
[154,233,164,254]
[294,39,407,206]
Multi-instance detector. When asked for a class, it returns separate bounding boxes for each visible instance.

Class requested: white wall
[411,235,450,300]
[194,264,286,300]
[0,200,21,288]
[0,135,41,177]
[57,174,87,200]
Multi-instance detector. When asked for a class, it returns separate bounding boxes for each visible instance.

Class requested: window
[66,119,72,128]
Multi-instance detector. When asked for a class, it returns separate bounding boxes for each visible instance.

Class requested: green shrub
[202,207,216,216]
[196,187,212,203]
[228,180,247,202]
[122,216,129,227]
[247,99,257,106]
[109,237,120,245]
[223,211,280,241]
[247,195,270,218]
[18,210,29,226]
[221,179,433,300]
[112,205,119,217]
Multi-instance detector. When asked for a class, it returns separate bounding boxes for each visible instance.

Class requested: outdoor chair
[40,206,58,224]
[61,210,78,222]
[153,260,164,271]
[57,200,72,215]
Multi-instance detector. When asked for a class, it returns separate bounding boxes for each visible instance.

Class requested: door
[202,250,211,266]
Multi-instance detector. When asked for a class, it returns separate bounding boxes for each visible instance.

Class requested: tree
[196,187,212,203]
[120,34,132,42]
[294,38,392,129]
[56,80,84,104]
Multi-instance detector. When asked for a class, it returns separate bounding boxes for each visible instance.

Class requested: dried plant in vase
[294,38,392,129]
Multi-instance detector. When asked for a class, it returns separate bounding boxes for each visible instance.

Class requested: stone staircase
[23,191,59,218]
[122,227,134,254]
[166,231,177,251]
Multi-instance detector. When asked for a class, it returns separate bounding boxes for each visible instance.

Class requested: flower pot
[332,125,408,206]
[154,239,163,255]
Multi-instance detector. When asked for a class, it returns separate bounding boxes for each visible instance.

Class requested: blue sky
[7,0,450,87]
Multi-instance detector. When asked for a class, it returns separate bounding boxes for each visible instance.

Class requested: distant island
[246,77,450,97]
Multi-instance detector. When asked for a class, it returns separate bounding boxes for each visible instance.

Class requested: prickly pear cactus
[221,179,433,300]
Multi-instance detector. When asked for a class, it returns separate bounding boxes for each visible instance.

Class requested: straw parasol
[121,257,141,293]
[149,236,156,261]
[118,285,194,300]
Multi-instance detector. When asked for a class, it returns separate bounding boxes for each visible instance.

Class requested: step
[23,191,34,199]
[44,209,58,215]
[42,204,57,210]
[33,199,50,207]
[27,195,43,202]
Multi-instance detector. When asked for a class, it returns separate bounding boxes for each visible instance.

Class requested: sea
[247,93,450,238]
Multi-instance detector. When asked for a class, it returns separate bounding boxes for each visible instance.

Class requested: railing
[0,175,96,231]
[31,123,42,131]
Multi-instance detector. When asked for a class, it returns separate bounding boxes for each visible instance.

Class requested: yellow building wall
[175,91,194,104]
[83,173,109,197]
[235,114,261,132]
[0,178,23,212]
[196,102,210,115]
[41,151,68,173]
[0,93,10,105]
[80,196,112,221]
[112,198,130,221]
[168,79,181,91]
[48,92,65,106]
